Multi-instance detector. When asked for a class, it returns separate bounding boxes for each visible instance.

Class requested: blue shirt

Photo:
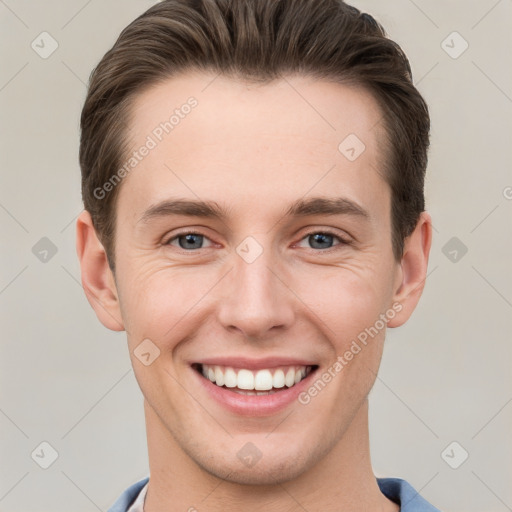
[108,475,441,511]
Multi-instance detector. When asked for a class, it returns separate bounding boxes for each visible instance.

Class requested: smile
[193,363,315,395]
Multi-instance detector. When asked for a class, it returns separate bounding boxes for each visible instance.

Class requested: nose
[217,246,295,341]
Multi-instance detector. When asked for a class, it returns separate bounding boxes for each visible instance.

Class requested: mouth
[191,362,319,396]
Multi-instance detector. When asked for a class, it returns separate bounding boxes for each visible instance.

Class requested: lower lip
[192,366,318,417]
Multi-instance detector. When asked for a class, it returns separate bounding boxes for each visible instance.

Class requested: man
[76,0,440,510]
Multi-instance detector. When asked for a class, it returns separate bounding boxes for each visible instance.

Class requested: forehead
[119,72,388,223]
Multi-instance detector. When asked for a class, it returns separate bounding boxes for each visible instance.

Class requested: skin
[76,72,432,511]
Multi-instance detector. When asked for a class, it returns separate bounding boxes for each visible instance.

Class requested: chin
[200,456,308,486]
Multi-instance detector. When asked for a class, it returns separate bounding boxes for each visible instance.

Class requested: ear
[387,211,432,328]
[76,210,125,331]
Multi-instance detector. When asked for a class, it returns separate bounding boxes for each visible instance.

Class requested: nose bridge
[217,238,294,339]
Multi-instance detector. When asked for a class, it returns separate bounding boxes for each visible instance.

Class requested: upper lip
[192,356,318,371]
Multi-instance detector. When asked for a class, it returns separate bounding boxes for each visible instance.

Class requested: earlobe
[76,210,125,331]
[387,212,432,328]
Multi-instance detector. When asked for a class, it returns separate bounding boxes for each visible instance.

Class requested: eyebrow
[137,196,369,224]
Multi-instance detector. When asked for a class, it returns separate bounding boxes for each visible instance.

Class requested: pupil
[180,234,202,249]
[310,233,332,249]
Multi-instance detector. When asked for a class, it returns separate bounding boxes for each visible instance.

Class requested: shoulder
[108,475,442,511]
[108,476,150,512]
[377,477,442,512]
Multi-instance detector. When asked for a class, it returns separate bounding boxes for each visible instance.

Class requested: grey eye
[308,233,336,249]
[178,233,204,249]
[167,232,214,250]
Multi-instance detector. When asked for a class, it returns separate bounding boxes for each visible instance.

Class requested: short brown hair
[80,0,430,271]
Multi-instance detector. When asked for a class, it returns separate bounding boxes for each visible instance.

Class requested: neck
[143,398,398,512]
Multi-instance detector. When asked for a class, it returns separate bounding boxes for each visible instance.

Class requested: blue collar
[108,475,441,511]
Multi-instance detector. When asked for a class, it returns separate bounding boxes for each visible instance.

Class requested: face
[79,71,430,485]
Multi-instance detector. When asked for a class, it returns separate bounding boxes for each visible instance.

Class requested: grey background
[1,0,511,511]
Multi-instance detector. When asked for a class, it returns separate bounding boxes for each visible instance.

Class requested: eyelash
[164,229,351,253]
[297,230,351,251]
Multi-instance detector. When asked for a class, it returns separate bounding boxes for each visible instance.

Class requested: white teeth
[237,369,254,390]
[199,364,313,391]
[285,368,295,387]
[224,367,237,388]
[272,369,285,389]
[214,366,224,387]
[254,369,273,391]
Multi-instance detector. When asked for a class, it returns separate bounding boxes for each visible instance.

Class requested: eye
[296,230,349,251]
[164,229,350,252]
[165,231,215,250]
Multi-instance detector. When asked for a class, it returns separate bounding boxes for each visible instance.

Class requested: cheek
[117,265,219,347]
[293,264,392,342]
